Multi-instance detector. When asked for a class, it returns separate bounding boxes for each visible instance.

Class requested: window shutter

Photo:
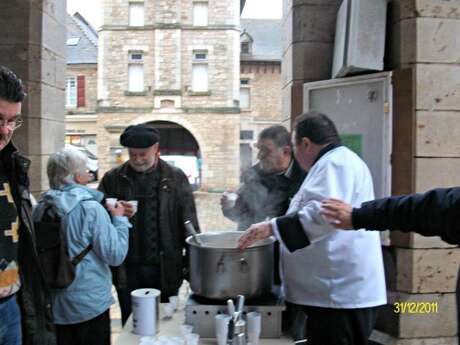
[77,75,85,107]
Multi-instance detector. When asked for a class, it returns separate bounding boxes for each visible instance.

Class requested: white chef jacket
[272,145,387,308]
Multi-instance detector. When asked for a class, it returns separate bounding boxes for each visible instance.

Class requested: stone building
[239,19,283,173]
[65,12,99,155]
[88,2,284,230]
[96,0,242,192]
[64,10,284,188]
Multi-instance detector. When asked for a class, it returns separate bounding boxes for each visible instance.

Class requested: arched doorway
[146,121,202,190]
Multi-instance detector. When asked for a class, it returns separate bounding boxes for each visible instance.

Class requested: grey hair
[47,148,88,189]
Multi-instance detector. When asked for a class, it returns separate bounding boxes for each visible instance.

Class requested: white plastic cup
[215,314,231,345]
[106,198,118,208]
[246,312,261,345]
[180,324,193,336]
[223,191,238,209]
[169,296,179,311]
[131,288,161,336]
[128,200,138,214]
[185,333,199,345]
[162,303,174,319]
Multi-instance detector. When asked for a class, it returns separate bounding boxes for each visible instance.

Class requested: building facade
[96,0,242,191]
[64,3,284,230]
[239,19,283,174]
[65,13,99,155]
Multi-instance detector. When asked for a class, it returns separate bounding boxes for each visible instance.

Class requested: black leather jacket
[1,142,56,345]
[98,159,200,297]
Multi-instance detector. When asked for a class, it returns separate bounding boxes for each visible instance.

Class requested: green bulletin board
[340,134,363,157]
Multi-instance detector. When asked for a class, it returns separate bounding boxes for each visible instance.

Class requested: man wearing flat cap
[98,124,200,324]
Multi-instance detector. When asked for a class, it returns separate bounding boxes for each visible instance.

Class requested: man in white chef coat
[238,111,387,345]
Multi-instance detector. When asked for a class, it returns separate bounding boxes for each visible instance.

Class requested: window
[240,130,254,140]
[240,79,249,85]
[241,42,249,54]
[129,52,144,62]
[128,65,144,92]
[66,77,77,107]
[240,32,253,55]
[128,52,144,92]
[193,2,208,26]
[240,87,250,109]
[193,51,208,61]
[192,50,209,92]
[129,3,144,26]
[66,38,80,46]
[192,64,208,92]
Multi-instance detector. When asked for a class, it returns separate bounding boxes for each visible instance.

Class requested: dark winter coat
[1,142,56,345]
[351,187,460,342]
[352,187,460,245]
[98,159,199,297]
[223,159,306,231]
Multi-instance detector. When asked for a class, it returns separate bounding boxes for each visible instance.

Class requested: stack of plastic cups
[180,324,193,337]
[184,333,199,345]
[246,312,261,345]
[215,314,232,345]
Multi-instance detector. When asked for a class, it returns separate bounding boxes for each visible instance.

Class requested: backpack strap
[71,244,93,266]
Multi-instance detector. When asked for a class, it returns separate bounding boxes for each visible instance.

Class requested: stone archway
[146,120,202,190]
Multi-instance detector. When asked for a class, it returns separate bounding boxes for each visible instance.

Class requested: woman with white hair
[33,148,131,345]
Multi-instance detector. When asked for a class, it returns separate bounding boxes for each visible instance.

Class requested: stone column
[374,0,460,343]
[281,0,341,121]
[0,0,66,194]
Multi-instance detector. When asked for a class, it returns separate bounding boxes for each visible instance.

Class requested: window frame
[66,76,77,107]
[129,2,145,27]
[192,2,208,27]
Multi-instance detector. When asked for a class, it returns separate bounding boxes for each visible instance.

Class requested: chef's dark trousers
[117,264,176,325]
[55,309,110,345]
[302,305,381,345]
[282,301,307,341]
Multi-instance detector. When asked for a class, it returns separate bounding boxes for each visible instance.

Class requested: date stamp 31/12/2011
[393,302,439,314]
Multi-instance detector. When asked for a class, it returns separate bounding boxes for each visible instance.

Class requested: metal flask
[186,231,275,300]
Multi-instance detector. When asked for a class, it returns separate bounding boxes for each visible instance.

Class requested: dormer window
[241,42,250,54]
[240,31,253,55]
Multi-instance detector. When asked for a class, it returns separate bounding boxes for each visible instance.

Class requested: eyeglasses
[0,117,23,130]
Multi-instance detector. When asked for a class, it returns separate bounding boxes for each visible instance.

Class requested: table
[115,304,292,345]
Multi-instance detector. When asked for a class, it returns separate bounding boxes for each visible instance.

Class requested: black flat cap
[120,124,160,148]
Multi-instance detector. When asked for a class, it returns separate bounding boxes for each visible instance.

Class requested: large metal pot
[186,231,275,300]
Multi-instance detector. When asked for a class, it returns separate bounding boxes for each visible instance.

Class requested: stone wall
[241,62,283,121]
[375,1,460,343]
[97,0,242,191]
[96,111,241,190]
[97,29,239,109]
[0,0,66,194]
[194,191,236,232]
[281,0,341,120]
[102,0,239,26]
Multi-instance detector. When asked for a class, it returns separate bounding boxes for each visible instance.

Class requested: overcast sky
[67,0,282,29]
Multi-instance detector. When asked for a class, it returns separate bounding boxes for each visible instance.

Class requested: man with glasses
[0,65,55,344]
[221,125,306,231]
[220,125,306,339]
[98,124,200,325]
